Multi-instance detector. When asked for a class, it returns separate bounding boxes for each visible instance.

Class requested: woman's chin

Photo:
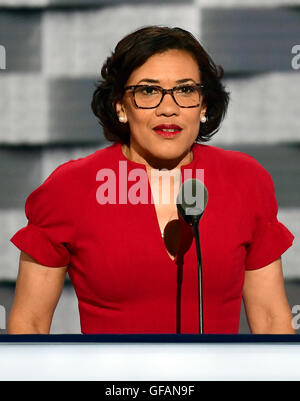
[144,146,190,169]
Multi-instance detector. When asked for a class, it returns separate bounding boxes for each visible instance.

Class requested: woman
[8,26,295,334]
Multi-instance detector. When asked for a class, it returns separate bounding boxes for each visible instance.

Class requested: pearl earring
[119,116,126,123]
[201,116,207,123]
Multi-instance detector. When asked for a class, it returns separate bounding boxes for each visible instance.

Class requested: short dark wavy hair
[91,25,230,144]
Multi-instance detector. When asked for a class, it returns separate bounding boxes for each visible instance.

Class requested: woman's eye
[141,86,159,95]
[176,86,195,94]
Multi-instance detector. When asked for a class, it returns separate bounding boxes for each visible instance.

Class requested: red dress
[10,142,295,334]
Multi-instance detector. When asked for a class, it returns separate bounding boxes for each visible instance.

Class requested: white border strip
[0,343,300,381]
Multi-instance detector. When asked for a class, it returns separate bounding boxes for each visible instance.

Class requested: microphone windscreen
[176,178,208,222]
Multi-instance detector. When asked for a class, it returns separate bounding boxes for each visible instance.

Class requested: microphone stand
[177,178,208,335]
[191,215,204,334]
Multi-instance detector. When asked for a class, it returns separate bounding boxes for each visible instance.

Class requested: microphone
[176,178,208,224]
[176,179,209,334]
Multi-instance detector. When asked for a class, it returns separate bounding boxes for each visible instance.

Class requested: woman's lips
[153,124,182,137]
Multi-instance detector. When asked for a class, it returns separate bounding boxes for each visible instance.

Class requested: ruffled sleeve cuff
[10,222,72,267]
[245,219,295,271]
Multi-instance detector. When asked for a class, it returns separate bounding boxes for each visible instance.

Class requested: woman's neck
[121,142,194,171]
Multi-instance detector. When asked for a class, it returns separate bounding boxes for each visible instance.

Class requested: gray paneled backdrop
[0,0,299,334]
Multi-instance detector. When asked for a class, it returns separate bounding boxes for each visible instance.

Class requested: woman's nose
[155,92,180,115]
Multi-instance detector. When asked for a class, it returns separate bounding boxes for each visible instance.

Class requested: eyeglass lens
[134,85,201,108]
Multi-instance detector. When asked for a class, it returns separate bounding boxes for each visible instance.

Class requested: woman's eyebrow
[137,78,159,84]
[176,78,197,84]
[136,78,197,84]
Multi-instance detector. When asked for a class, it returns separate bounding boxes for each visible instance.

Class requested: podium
[0,334,300,380]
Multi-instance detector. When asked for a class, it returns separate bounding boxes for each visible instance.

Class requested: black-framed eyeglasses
[123,83,205,109]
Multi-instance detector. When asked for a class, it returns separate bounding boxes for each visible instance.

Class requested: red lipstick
[153,124,182,138]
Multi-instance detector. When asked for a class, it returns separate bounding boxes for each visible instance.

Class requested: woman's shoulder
[43,142,119,182]
[24,143,119,218]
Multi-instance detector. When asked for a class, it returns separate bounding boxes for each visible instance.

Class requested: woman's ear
[115,101,128,123]
[200,104,207,121]
[201,103,207,116]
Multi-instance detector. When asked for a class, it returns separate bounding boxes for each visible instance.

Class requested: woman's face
[116,49,207,165]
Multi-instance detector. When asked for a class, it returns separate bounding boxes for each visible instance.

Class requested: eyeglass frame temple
[123,83,205,109]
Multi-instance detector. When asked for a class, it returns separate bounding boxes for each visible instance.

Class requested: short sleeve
[10,162,76,267]
[244,161,295,271]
